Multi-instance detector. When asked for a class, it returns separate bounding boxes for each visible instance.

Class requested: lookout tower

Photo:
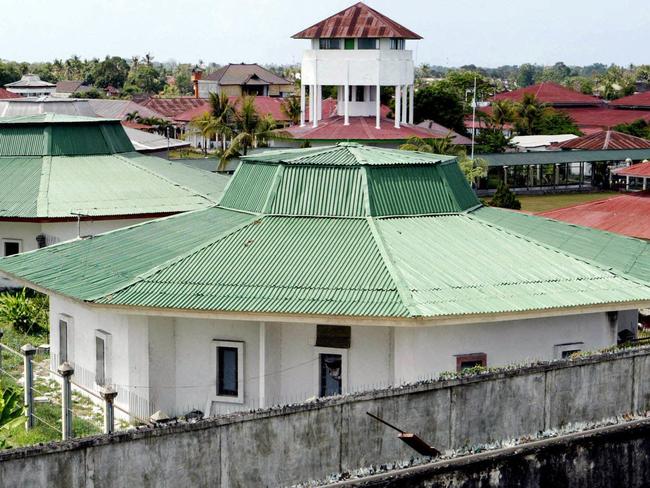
[292,2,421,130]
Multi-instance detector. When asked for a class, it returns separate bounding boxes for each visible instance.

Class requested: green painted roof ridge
[467,209,650,290]
[85,213,263,302]
[261,164,284,213]
[36,156,51,217]
[114,153,218,204]
[359,166,372,216]
[366,216,418,317]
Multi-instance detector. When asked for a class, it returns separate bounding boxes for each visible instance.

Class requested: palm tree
[208,92,234,150]
[220,96,277,171]
[281,95,301,125]
[491,100,515,128]
[189,112,219,155]
[514,94,546,135]
[125,111,140,122]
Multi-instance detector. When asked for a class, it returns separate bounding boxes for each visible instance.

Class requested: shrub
[490,181,521,210]
[0,289,49,334]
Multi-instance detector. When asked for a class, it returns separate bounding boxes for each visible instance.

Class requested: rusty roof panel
[292,2,422,39]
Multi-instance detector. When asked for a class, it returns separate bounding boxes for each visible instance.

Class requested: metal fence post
[57,362,74,440]
[21,344,36,430]
[100,386,118,434]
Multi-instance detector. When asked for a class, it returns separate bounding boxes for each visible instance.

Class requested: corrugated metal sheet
[557,130,650,150]
[438,163,481,210]
[271,166,365,216]
[615,161,650,177]
[292,2,422,39]
[0,208,254,300]
[219,162,278,213]
[491,82,602,106]
[376,215,647,316]
[538,194,650,240]
[0,157,41,217]
[100,216,407,316]
[481,149,650,167]
[242,143,456,167]
[0,127,45,156]
[367,165,461,216]
[470,206,650,283]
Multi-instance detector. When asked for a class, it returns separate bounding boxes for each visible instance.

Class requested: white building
[4,75,56,97]
[1,143,648,420]
[0,114,228,287]
[293,2,420,130]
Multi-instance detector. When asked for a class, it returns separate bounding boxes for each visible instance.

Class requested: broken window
[319,353,342,397]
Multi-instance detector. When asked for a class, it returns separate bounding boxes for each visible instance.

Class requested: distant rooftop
[610,91,650,109]
[558,130,650,150]
[491,82,602,107]
[4,74,56,88]
[292,2,422,40]
[204,63,291,86]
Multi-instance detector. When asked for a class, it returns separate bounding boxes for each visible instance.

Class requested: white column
[375,84,381,129]
[300,83,306,127]
[309,85,314,123]
[408,84,414,124]
[311,85,318,128]
[394,85,401,129]
[344,84,350,126]
[401,84,407,124]
[259,322,266,409]
[318,85,323,120]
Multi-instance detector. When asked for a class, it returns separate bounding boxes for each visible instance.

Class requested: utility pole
[471,75,477,162]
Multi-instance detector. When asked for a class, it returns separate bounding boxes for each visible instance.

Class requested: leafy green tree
[0,61,25,86]
[413,84,467,134]
[91,56,130,89]
[208,92,235,150]
[516,63,540,87]
[490,181,521,209]
[125,64,165,94]
[513,93,547,135]
[189,112,220,155]
[490,100,515,128]
[71,88,104,99]
[535,109,581,135]
[613,119,650,139]
[475,129,511,153]
[174,69,193,95]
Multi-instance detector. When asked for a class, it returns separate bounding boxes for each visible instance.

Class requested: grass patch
[512,191,618,213]
[0,319,102,448]
[169,148,219,160]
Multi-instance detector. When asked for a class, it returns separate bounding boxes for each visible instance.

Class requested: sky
[2,0,649,67]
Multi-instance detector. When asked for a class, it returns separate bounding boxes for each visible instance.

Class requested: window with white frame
[554,342,584,359]
[95,330,111,386]
[390,38,405,50]
[2,239,21,257]
[214,340,244,403]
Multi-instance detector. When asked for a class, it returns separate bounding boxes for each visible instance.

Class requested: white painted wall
[301,49,414,87]
[46,295,629,420]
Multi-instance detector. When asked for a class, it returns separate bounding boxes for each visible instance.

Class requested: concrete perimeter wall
[333,418,650,488]
[2,347,650,487]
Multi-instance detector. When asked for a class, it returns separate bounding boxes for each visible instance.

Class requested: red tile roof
[615,161,650,178]
[491,82,602,107]
[539,193,650,240]
[562,107,650,130]
[140,97,207,118]
[277,115,471,143]
[0,88,21,99]
[174,96,339,123]
[292,2,422,39]
[557,130,650,150]
[610,91,650,109]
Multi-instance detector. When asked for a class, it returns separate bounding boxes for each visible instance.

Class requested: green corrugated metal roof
[0,116,229,218]
[481,149,650,167]
[470,206,650,283]
[2,142,650,320]
[0,115,133,156]
[242,142,457,166]
[220,145,478,217]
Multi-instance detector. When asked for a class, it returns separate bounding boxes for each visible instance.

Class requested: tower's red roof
[491,82,602,107]
[557,130,650,150]
[610,91,650,109]
[292,2,422,39]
